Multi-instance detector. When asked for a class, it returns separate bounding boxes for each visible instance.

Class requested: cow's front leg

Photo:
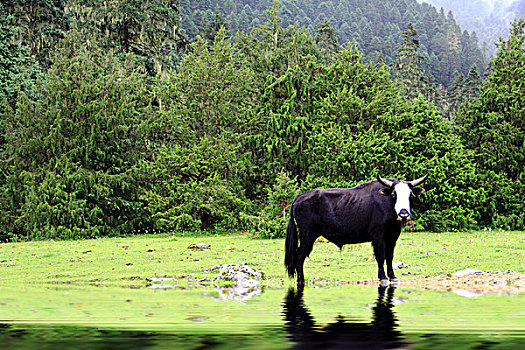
[385,258,398,283]
[385,244,397,282]
[372,241,388,284]
[385,235,400,282]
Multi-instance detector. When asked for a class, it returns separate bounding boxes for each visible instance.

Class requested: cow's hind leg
[296,236,316,285]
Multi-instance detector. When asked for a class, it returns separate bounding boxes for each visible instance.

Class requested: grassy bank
[0,231,523,347]
[0,230,522,287]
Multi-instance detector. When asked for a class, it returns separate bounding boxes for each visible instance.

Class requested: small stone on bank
[451,268,485,277]
[188,243,211,250]
[393,261,408,269]
[206,263,263,287]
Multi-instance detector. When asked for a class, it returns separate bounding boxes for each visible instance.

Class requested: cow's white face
[378,175,427,222]
[393,182,412,222]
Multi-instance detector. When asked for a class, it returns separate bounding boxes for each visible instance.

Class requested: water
[0,284,523,349]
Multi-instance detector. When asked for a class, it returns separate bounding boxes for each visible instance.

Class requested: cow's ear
[413,187,425,195]
[379,188,393,196]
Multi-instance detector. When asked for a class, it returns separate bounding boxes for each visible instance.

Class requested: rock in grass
[206,263,263,287]
[451,268,485,277]
[393,261,408,269]
[188,243,211,250]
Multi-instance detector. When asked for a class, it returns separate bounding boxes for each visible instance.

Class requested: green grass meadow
[0,230,523,348]
[0,230,523,287]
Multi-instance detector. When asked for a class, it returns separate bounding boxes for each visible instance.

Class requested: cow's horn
[409,174,428,187]
[377,174,394,188]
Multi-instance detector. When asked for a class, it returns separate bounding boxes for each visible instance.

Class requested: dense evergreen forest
[181,0,489,90]
[0,0,524,241]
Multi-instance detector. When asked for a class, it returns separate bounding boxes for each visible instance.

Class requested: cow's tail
[285,205,298,278]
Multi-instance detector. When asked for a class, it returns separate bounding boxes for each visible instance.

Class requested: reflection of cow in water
[282,286,409,349]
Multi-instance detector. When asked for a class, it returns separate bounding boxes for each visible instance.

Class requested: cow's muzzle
[397,209,411,222]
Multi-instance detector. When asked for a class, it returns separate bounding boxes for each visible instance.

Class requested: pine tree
[444,13,463,86]
[1,35,154,239]
[66,0,187,76]
[237,1,318,84]
[314,17,339,63]
[0,5,43,201]
[1,0,68,67]
[200,8,230,44]
[0,7,42,115]
[448,71,466,112]
[456,19,525,229]
[464,64,482,101]
[144,28,256,232]
[393,23,434,100]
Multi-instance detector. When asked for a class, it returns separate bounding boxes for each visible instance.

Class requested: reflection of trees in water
[0,324,160,349]
[282,285,409,349]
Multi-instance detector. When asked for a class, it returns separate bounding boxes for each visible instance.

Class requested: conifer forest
[0,0,524,241]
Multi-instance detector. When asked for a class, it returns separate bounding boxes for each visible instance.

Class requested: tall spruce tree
[66,0,186,76]
[1,0,68,67]
[199,8,230,44]
[456,19,525,229]
[0,7,42,233]
[464,64,482,101]
[393,23,434,100]
[0,7,42,115]
[1,35,154,240]
[315,17,339,63]
[143,28,256,232]
[448,70,466,112]
[237,1,319,86]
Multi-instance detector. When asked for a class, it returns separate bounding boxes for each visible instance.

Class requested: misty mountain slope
[419,0,524,56]
[180,0,488,89]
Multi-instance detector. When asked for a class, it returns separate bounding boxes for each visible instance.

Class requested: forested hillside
[181,0,488,89]
[0,1,524,241]
[420,0,524,57]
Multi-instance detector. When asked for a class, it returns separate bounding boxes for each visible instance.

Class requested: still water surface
[0,284,523,349]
